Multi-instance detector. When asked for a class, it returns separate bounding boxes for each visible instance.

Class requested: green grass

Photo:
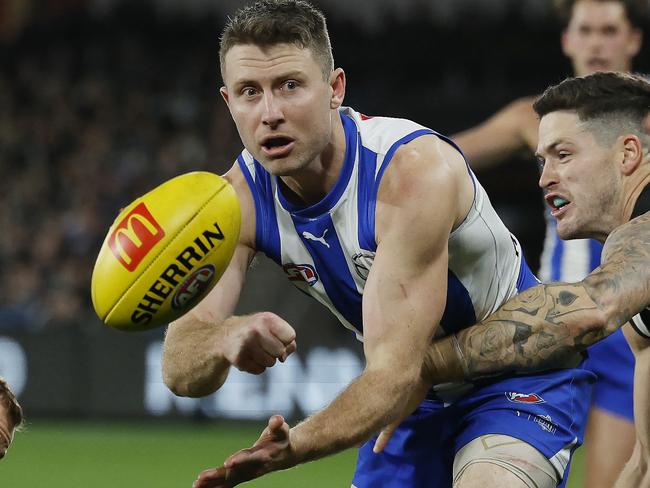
[1,420,585,487]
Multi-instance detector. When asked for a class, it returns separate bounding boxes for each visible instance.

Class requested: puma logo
[302,229,330,248]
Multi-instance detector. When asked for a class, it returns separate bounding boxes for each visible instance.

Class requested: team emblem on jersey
[351,252,374,280]
[283,263,319,286]
[505,392,545,404]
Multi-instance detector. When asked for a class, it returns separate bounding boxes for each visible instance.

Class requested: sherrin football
[91,172,240,331]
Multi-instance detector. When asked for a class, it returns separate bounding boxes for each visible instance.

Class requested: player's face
[220,43,342,177]
[0,406,14,460]
[562,0,642,77]
[537,111,622,241]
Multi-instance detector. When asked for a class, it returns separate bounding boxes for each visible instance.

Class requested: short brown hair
[534,72,650,145]
[554,0,648,29]
[219,0,334,80]
[0,378,24,431]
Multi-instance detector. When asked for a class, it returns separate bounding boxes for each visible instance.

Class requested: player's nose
[261,93,285,128]
[538,160,559,190]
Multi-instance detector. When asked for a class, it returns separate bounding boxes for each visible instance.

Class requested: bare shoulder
[379,134,467,203]
[584,212,650,327]
[375,135,471,242]
[602,211,650,263]
[223,162,256,250]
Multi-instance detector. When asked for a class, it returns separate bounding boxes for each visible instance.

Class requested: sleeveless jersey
[237,107,531,345]
[626,184,650,339]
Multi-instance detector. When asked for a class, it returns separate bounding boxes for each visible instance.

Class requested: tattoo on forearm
[452,212,650,379]
[457,283,599,377]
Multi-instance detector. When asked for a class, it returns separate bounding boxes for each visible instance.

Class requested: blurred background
[1,0,649,486]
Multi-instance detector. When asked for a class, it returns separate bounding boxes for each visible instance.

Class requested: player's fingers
[250,415,288,448]
[373,423,398,454]
[258,332,290,359]
[224,447,257,469]
[248,348,278,369]
[269,415,291,443]
[279,340,297,362]
[268,414,286,433]
[267,318,296,345]
[234,354,267,375]
[192,466,230,488]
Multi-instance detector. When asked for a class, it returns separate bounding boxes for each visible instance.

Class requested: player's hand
[192,415,295,488]
[222,312,297,375]
[373,379,430,453]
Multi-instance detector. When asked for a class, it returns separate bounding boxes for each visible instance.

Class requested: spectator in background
[452,1,645,486]
[0,377,24,459]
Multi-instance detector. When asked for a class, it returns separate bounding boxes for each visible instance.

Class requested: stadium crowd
[0,15,242,331]
[2,3,644,332]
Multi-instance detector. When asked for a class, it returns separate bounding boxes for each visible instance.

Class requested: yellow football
[91,171,240,331]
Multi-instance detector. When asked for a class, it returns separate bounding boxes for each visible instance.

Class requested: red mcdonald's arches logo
[108,202,165,271]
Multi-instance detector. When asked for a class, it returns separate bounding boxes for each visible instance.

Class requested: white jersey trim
[630,311,650,339]
[548,437,577,479]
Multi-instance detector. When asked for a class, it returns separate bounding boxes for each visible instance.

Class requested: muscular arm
[192,137,475,485]
[162,240,253,396]
[425,212,650,384]
[288,135,463,461]
[453,96,538,171]
[162,166,297,397]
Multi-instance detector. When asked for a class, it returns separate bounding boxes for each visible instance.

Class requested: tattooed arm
[371,214,650,452]
[371,214,650,453]
[424,212,650,384]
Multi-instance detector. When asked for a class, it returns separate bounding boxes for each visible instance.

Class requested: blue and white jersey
[237,107,532,343]
[539,216,602,282]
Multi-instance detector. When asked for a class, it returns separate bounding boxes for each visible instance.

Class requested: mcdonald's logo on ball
[91,172,241,331]
[108,203,166,271]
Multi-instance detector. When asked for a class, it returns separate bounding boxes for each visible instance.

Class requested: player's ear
[329,68,346,110]
[560,30,572,57]
[620,134,644,176]
[220,86,230,107]
[627,28,642,58]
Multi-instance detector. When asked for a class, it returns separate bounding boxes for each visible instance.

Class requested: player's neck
[279,113,346,206]
[622,169,650,223]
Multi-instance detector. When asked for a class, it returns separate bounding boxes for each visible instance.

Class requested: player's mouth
[261,136,295,158]
[586,58,610,71]
[545,193,572,218]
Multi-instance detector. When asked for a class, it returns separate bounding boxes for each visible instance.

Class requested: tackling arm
[371,212,650,453]
[424,212,650,384]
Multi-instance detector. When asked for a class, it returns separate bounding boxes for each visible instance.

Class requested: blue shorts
[353,367,596,488]
[586,327,635,421]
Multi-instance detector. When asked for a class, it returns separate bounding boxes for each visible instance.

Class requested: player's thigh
[453,435,559,488]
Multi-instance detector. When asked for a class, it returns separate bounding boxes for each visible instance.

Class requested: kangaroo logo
[302,229,330,248]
